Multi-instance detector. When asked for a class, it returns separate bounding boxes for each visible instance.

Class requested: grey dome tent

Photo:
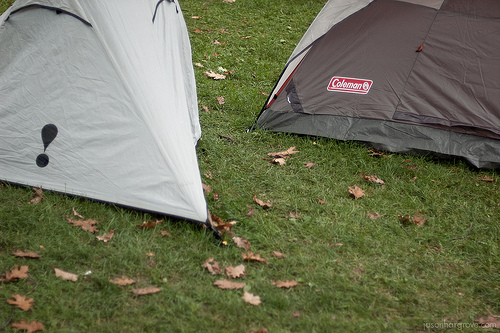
[255,0,500,169]
[0,0,213,229]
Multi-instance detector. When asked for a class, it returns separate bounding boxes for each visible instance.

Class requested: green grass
[1,0,500,332]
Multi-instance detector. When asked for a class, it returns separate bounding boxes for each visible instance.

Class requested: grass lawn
[1,0,499,332]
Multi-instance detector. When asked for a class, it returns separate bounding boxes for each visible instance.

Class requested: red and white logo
[327,76,373,94]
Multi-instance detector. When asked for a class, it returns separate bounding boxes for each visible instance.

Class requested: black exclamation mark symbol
[36,124,58,168]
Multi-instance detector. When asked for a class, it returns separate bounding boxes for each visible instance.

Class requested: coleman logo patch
[327,76,373,94]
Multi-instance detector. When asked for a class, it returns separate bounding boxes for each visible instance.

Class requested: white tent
[0,0,210,224]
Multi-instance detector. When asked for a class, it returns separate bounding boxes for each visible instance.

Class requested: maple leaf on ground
[242,251,267,263]
[136,219,162,229]
[66,216,99,233]
[367,212,382,220]
[271,157,286,166]
[204,70,226,80]
[12,250,41,259]
[272,251,287,259]
[11,321,44,333]
[348,185,365,199]
[253,196,272,208]
[201,105,211,113]
[131,287,161,296]
[214,279,246,290]
[217,96,225,105]
[201,258,222,275]
[7,294,34,311]
[194,62,204,68]
[233,237,251,251]
[267,146,300,158]
[54,268,77,282]
[109,275,136,286]
[96,230,114,243]
[2,265,29,282]
[242,291,261,306]
[361,173,386,188]
[246,205,255,217]
[475,315,500,329]
[28,187,43,205]
[193,27,203,33]
[413,212,427,226]
[202,183,211,194]
[272,280,298,289]
[72,207,84,218]
[226,264,246,279]
[304,162,318,169]
[209,213,237,235]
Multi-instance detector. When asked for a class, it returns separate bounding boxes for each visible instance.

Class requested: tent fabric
[257,0,500,168]
[0,0,208,223]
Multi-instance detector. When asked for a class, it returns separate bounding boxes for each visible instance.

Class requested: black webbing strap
[152,0,178,23]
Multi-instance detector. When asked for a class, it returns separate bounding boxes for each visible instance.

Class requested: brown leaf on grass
[293,311,301,318]
[367,212,382,220]
[242,251,267,263]
[160,230,171,237]
[136,219,162,229]
[480,175,495,182]
[240,36,251,39]
[267,146,300,158]
[213,40,226,45]
[348,185,365,199]
[12,250,41,259]
[131,287,161,296]
[246,205,255,217]
[7,294,34,311]
[193,27,203,33]
[317,198,325,204]
[304,162,318,169]
[66,216,99,233]
[226,264,246,279]
[96,230,114,243]
[202,183,211,194]
[201,105,211,113]
[253,196,272,208]
[201,258,222,275]
[272,280,298,289]
[72,207,84,218]
[217,96,225,105]
[28,187,44,205]
[214,279,246,290]
[109,275,136,286]
[242,291,261,306]
[271,251,287,259]
[204,70,226,80]
[54,268,77,282]
[259,91,267,95]
[367,148,392,158]
[398,215,412,225]
[2,265,29,282]
[399,212,427,226]
[289,211,300,219]
[250,328,268,333]
[475,315,500,329]
[233,237,251,251]
[210,214,237,235]
[11,321,44,333]
[361,173,386,188]
[223,0,235,2]
[194,62,204,67]
[271,157,286,166]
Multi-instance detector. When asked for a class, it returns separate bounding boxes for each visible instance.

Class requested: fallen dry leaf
[66,216,99,233]
[210,214,237,235]
[242,291,261,306]
[267,146,300,158]
[348,185,365,199]
[223,0,235,2]
[289,211,300,219]
[246,205,255,217]
[475,315,500,329]
[7,294,34,311]
[293,311,301,318]
[217,96,225,104]
[28,187,43,205]
[233,237,251,251]
[72,207,84,218]
[136,219,162,229]
[214,279,246,290]
[226,264,246,279]
[242,251,267,263]
[11,321,44,333]
[131,287,161,296]
[54,268,77,282]
[480,175,495,182]
[413,212,427,226]
[201,258,222,275]
[204,70,226,80]
[109,275,136,286]
[317,198,325,204]
[12,250,41,259]
[96,230,114,243]
[202,183,211,194]
[160,230,171,237]
[193,27,203,33]
[253,196,272,208]
[304,162,318,169]
[213,40,226,45]
[3,265,29,282]
[272,280,298,289]
[272,157,286,166]
[201,105,210,113]
[240,36,251,39]
[271,251,287,259]
[361,173,386,188]
[367,212,382,220]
